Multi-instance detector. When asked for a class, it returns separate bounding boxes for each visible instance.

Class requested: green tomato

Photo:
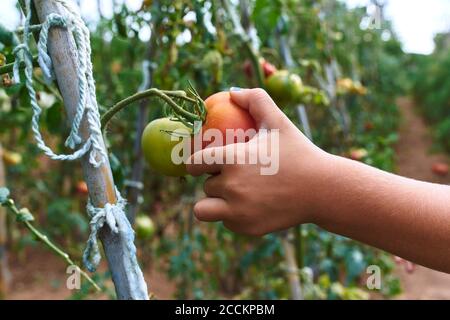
[265,70,303,107]
[141,117,192,177]
[135,215,155,240]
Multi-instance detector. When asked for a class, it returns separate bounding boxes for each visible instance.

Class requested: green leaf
[17,207,35,222]
[0,187,10,204]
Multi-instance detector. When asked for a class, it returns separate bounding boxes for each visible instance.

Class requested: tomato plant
[0,0,416,301]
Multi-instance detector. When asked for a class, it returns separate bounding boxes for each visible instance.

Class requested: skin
[187,88,450,274]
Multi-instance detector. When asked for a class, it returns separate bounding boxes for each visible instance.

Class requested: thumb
[229,88,289,130]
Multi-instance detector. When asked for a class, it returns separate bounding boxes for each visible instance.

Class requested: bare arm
[315,153,450,273]
[187,88,450,273]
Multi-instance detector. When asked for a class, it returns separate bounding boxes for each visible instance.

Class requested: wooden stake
[33,0,148,299]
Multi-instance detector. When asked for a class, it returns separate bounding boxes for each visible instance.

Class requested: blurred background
[0,0,450,299]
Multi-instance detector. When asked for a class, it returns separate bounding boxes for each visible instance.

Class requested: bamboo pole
[0,143,8,299]
[32,0,148,299]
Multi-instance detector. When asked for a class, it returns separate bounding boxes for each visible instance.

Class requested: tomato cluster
[141,92,256,177]
[242,58,328,108]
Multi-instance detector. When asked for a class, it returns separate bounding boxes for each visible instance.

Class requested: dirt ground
[3,97,450,300]
[394,97,450,299]
[5,247,176,300]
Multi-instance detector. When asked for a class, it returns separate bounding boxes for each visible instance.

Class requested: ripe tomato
[201,91,256,148]
[135,215,156,240]
[75,181,89,195]
[264,70,303,107]
[243,59,277,79]
[431,162,449,176]
[141,118,192,177]
[364,121,374,131]
[261,59,277,78]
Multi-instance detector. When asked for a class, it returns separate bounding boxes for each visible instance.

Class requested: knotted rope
[13,1,146,292]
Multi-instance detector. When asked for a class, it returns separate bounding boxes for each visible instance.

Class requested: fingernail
[230,87,241,91]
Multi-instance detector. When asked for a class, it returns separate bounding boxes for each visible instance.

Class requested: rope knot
[83,190,131,272]
[15,0,148,299]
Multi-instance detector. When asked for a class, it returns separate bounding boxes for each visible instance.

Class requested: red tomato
[364,121,374,131]
[261,59,277,78]
[243,59,277,79]
[76,181,89,195]
[431,162,449,176]
[200,91,256,148]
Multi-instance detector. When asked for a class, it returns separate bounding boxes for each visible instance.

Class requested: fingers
[229,88,287,130]
[203,174,224,197]
[193,197,230,222]
[186,147,225,176]
[223,221,265,237]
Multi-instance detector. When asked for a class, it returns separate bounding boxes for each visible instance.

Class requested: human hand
[187,88,332,236]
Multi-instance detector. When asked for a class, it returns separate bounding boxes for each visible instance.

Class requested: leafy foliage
[0,0,408,300]
[410,34,450,151]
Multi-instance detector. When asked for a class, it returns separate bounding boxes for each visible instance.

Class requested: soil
[5,247,176,300]
[394,97,450,299]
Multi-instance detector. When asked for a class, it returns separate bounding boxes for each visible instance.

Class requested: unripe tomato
[264,70,303,107]
[350,81,368,95]
[135,215,155,240]
[336,78,353,94]
[337,78,368,96]
[201,91,256,148]
[349,148,368,161]
[2,150,22,166]
[141,118,192,177]
[202,50,223,82]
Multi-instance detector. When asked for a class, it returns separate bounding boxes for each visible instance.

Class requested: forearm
[313,153,450,273]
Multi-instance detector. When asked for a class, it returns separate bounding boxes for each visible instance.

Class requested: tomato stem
[1,198,102,292]
[101,88,204,130]
[243,41,265,88]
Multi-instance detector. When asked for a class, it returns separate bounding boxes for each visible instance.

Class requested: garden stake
[14,0,149,299]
